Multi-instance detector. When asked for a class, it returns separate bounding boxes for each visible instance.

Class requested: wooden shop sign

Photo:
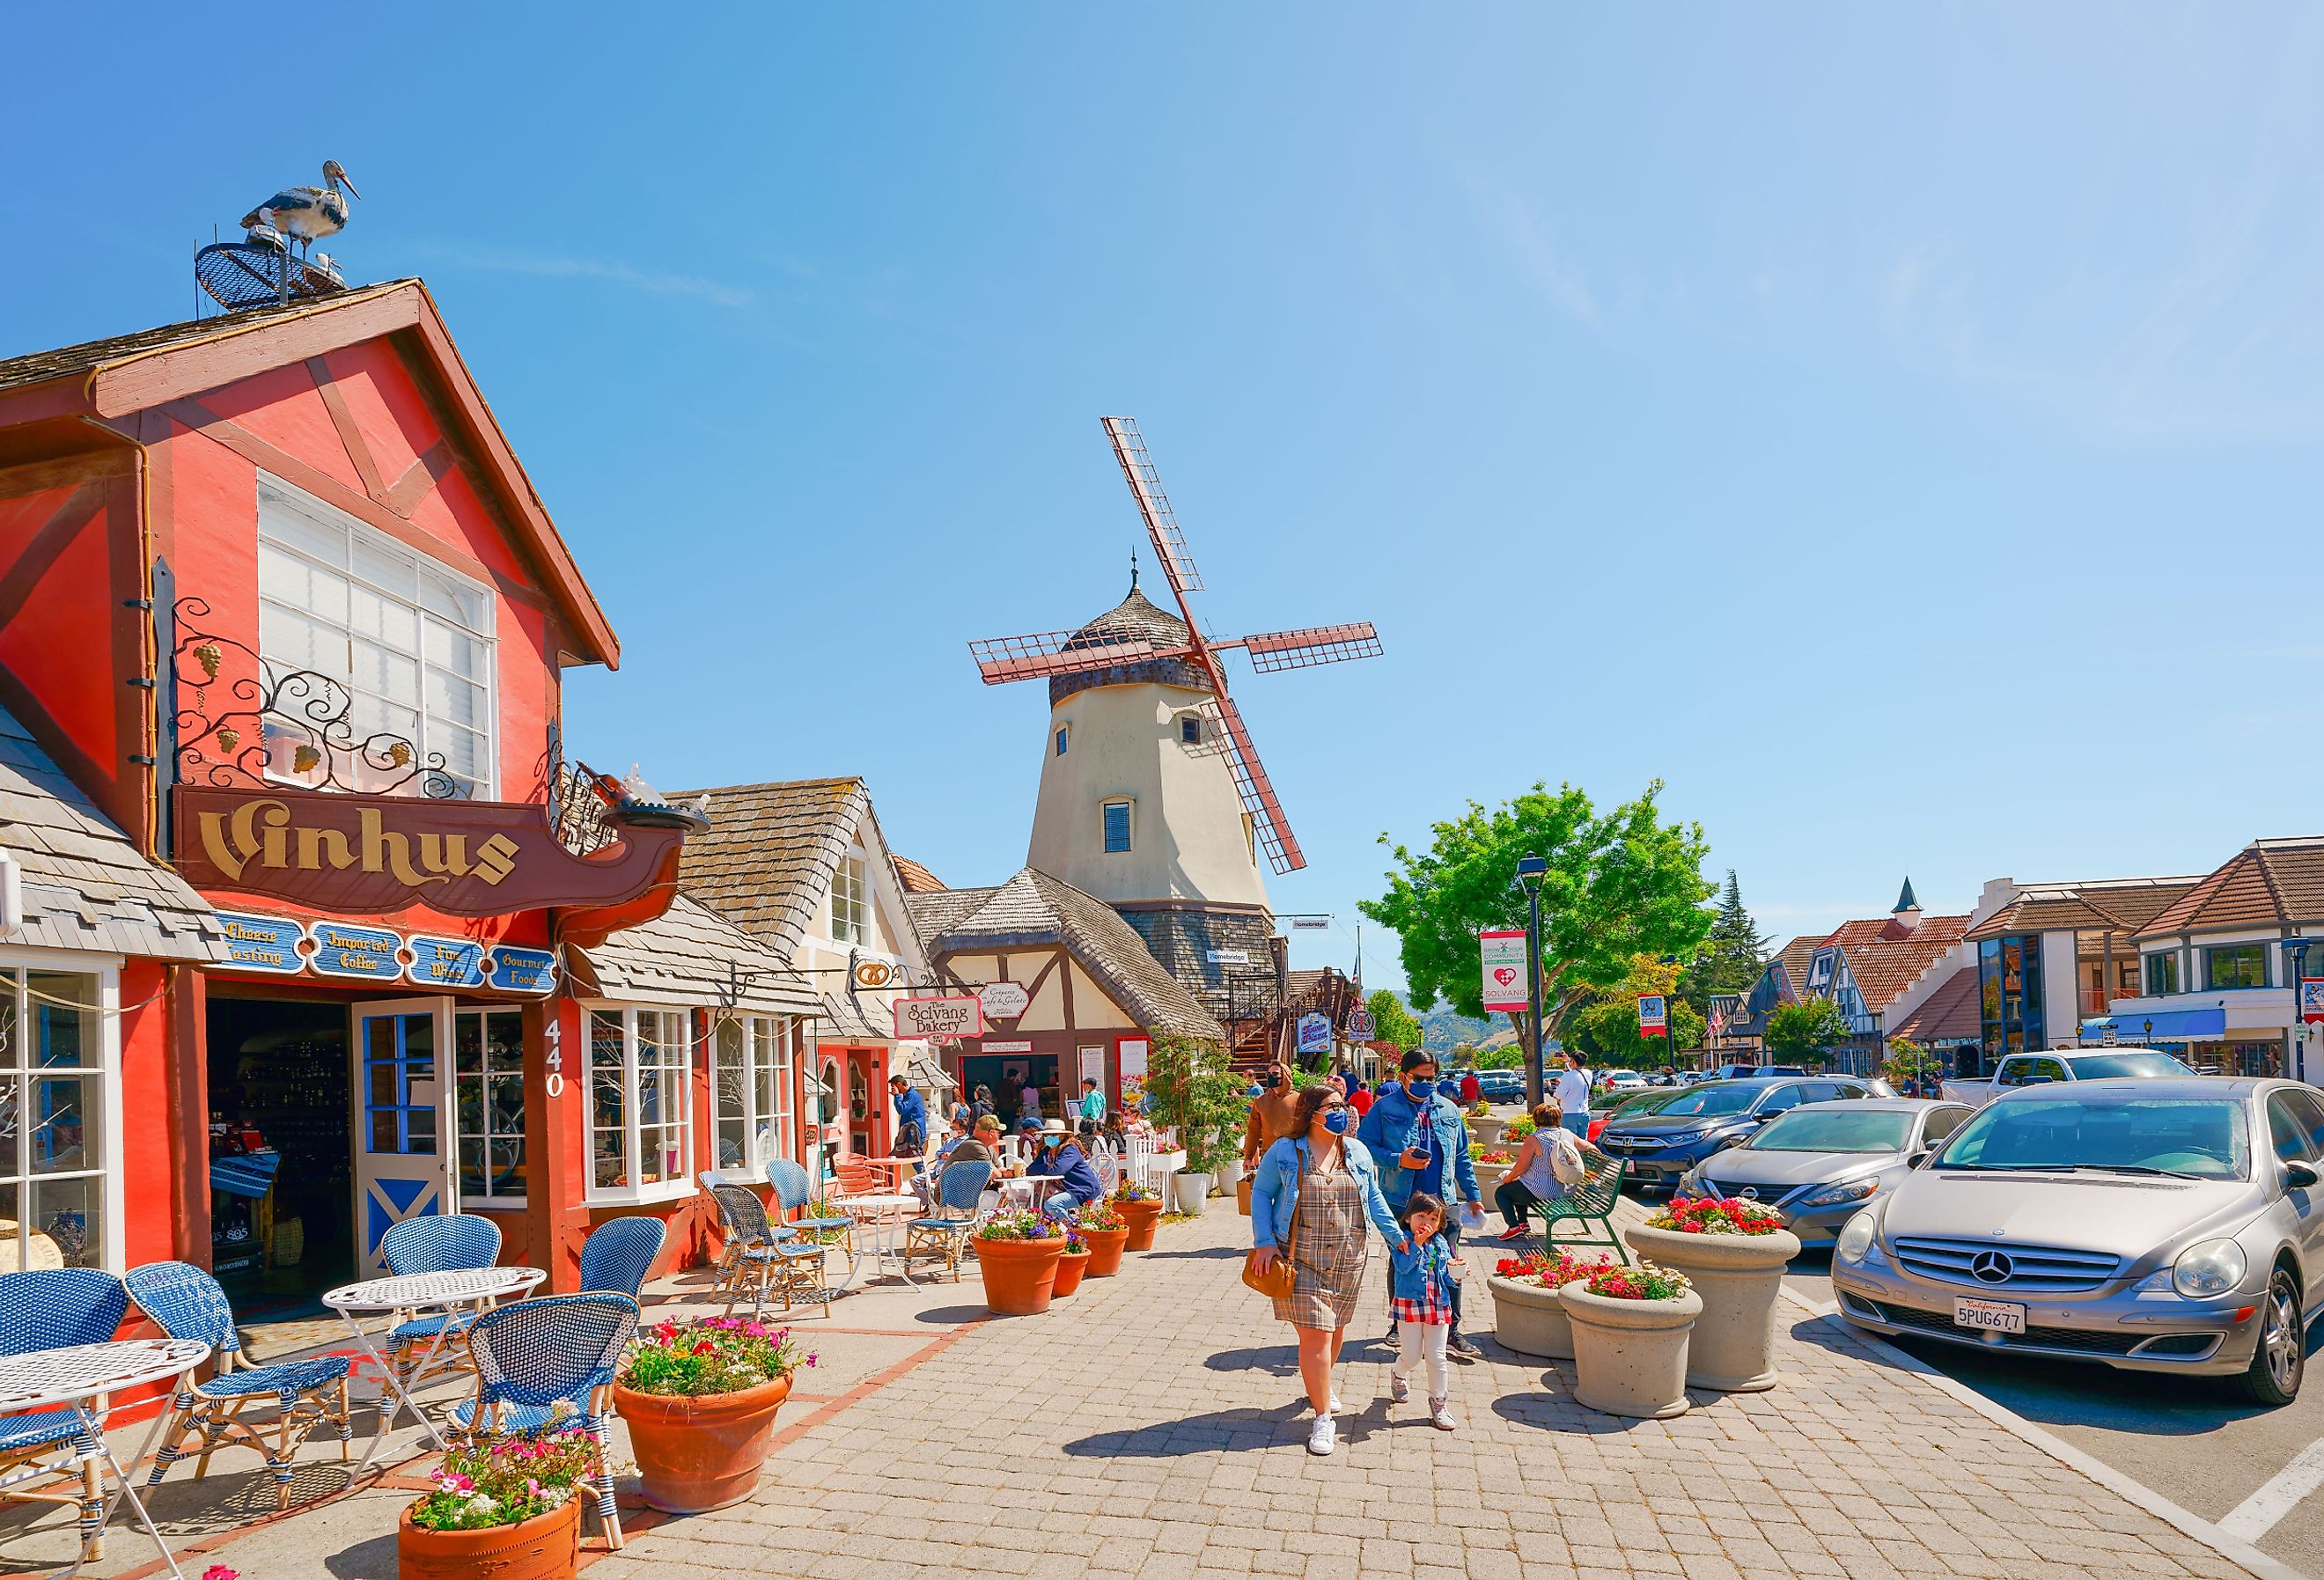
[174,783,688,918]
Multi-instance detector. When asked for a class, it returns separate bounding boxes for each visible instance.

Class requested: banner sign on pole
[1296,1011,1333,1055]
[1636,995,1668,1040]
[1345,1006,1375,1040]
[1480,930,1529,1013]
[2303,979,2324,1025]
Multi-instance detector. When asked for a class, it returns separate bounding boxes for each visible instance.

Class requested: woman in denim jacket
[1250,1084,1407,1456]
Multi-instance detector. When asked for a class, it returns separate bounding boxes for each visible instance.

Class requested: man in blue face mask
[1357,1048,1483,1359]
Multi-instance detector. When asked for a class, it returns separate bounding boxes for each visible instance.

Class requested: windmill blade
[967,628,1191,685]
[1101,415,1205,597]
[1236,621,1385,673]
[1210,691,1306,875]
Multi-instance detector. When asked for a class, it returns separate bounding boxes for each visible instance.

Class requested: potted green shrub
[1144,1035,1244,1216]
[612,1316,814,1514]
[396,1430,598,1580]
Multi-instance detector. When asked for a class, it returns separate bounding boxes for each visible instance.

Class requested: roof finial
[1895,877,1920,913]
[1129,545,1140,593]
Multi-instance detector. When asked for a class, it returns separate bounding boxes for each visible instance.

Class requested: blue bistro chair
[702,1172,801,1296]
[121,1261,354,1510]
[452,1293,638,1551]
[378,1214,503,1384]
[903,1159,994,1282]
[0,1268,129,1562]
[712,1184,830,1319]
[767,1158,853,1252]
[579,1216,666,1299]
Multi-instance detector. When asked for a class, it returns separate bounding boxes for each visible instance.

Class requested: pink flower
[202,1568,239,1580]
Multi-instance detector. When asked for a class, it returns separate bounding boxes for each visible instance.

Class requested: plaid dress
[1273,1151,1371,1329]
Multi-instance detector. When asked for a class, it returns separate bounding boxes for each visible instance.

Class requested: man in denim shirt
[1357,1049,1484,1359]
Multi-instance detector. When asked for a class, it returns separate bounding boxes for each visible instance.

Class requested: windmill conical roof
[1066,585,1189,648]
[1049,583,1206,704]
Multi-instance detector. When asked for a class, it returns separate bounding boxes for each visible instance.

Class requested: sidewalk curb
[1779,1286,2310,1580]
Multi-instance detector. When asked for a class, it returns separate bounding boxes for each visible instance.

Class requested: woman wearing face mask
[1239,1061,1301,1182]
[1248,1083,1405,1457]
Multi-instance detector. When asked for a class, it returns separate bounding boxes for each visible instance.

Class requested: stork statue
[240,160,359,256]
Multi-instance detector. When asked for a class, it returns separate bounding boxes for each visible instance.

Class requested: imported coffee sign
[173,783,689,918]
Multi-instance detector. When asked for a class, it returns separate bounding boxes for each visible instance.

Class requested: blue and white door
[350,997,457,1276]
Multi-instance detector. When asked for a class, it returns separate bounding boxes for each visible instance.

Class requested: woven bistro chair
[579,1217,666,1299]
[452,1293,638,1551]
[767,1158,854,1254]
[711,1184,830,1319]
[122,1261,354,1511]
[902,1159,993,1282]
[0,1268,129,1562]
[379,1214,503,1385]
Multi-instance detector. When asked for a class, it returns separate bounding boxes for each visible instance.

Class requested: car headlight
[1799,1178,1879,1209]
[1835,1210,1877,1264]
[2171,1238,2249,1298]
[1660,1128,1703,1144]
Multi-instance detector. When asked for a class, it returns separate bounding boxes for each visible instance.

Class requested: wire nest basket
[196,241,348,312]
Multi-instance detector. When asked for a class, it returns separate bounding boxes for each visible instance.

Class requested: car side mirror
[1906,1149,1934,1169]
[2288,1161,2321,1189]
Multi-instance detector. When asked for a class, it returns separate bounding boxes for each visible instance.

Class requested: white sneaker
[1306,1415,1336,1456]
[1430,1398,1457,1431]
[1389,1373,1410,1403]
[1328,1393,1344,1415]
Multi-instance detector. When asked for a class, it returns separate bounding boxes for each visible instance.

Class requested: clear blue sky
[11,8,2324,989]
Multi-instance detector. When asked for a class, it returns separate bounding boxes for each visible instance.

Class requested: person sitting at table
[1029,1119,1104,1224]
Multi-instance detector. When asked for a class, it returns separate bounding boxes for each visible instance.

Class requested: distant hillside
[1392,994,1512,1055]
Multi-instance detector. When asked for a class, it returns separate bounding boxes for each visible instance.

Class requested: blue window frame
[364,1012,438,1156]
[1055,728,1068,757]
[1101,801,1131,854]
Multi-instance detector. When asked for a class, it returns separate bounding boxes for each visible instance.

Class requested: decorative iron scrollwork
[171,596,462,798]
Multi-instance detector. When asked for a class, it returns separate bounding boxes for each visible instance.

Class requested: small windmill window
[1179,715,1202,746]
[1102,800,1133,854]
[1055,727,1069,757]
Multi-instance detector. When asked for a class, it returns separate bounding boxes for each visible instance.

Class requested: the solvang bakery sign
[173,783,690,916]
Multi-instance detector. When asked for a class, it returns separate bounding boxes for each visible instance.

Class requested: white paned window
[585,1006,694,1202]
[453,1007,526,1205]
[0,966,114,1271]
[256,476,497,798]
[831,856,868,944]
[712,1015,795,1176]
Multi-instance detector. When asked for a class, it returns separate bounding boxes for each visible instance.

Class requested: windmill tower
[967,416,1382,1010]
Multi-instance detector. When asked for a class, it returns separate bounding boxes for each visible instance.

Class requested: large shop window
[586,1008,694,1203]
[2205,944,2269,991]
[256,476,498,798]
[2144,952,2180,996]
[712,1015,796,1177]
[831,857,868,944]
[0,966,113,1271]
[455,1007,526,1205]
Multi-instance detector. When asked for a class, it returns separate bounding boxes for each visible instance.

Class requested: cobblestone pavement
[1,1205,2270,1580]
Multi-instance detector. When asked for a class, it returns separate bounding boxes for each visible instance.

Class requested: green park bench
[1539,1151,1631,1265]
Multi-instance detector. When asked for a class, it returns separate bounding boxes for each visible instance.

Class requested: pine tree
[1680,871,1772,1013]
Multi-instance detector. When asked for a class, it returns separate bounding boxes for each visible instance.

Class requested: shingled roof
[0,282,416,393]
[0,700,221,959]
[1967,877,2203,944]
[570,893,820,1014]
[1894,966,1981,1044]
[1824,912,1969,1015]
[669,777,873,956]
[890,856,946,894]
[2138,838,2324,939]
[1773,936,1825,999]
[908,868,1227,1041]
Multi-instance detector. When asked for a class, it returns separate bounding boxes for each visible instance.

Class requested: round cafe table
[321,1266,545,1470]
[833,1194,921,1290]
[0,1337,213,1579]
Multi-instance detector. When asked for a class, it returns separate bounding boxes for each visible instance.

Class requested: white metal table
[0,1337,213,1579]
[995,1175,1060,1214]
[834,1194,921,1290]
[322,1266,545,1469]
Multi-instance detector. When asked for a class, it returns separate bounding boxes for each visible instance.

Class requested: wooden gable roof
[2138,838,2324,938]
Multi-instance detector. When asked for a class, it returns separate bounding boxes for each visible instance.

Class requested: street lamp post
[1515,855,1548,1109]
[2284,940,2311,1084]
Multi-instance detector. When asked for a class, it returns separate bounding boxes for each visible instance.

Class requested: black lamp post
[1515,854,1548,1108]
[2284,940,2312,1083]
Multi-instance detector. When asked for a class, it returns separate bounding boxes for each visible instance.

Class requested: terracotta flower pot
[1118,1198,1164,1251]
[1558,1280,1703,1420]
[1079,1225,1129,1275]
[1622,1221,1802,1392]
[613,1373,793,1514]
[972,1234,1069,1315]
[1052,1247,1091,1297]
[398,1492,579,1580]
[1487,1274,1575,1359]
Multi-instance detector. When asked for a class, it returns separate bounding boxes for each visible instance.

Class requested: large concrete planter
[1473,1160,1511,1197]
[1622,1222,1801,1392]
[1468,1114,1507,1150]
[1171,1171,1211,1216]
[1558,1281,1702,1420]
[1486,1275,1574,1359]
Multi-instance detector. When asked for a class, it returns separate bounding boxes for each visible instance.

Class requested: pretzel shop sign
[173,783,688,917]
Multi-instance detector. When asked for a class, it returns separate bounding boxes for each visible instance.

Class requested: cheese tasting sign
[174,783,689,917]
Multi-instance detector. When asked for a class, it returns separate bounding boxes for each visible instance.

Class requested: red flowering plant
[406,1430,598,1532]
[1646,1195,1784,1236]
[1492,1248,1613,1287]
[1578,1261,1693,1301]
[1469,1148,1514,1165]
[617,1315,814,1398]
[1076,1200,1128,1232]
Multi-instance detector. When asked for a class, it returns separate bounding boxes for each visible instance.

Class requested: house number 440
[544,1018,566,1099]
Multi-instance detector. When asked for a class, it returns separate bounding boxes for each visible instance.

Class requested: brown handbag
[1241,1146,1301,1299]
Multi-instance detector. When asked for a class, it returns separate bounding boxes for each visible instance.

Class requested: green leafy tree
[1885,1036,1945,1092]
[1477,1044,1526,1069]
[1679,871,1772,1016]
[1360,781,1714,1059]
[1364,989,1423,1054]
[1764,998,1850,1062]
[1143,1036,1245,1177]
[1568,955,1706,1069]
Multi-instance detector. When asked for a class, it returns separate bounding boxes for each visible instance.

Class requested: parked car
[1474,1068,1526,1102]
[1832,1077,2324,1405]
[1587,1086,1693,1143]
[1675,1099,1974,1247]
[1710,1063,1809,1082]
[1594,1076,1879,1191]
[1938,1047,2189,1108]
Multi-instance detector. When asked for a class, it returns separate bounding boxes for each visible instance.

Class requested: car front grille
[1853,1298,2144,1356]
[1699,1178,1798,1207]
[1891,1235,2122,1292]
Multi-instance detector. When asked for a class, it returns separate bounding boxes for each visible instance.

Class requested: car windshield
[1934,1096,2249,1180]
[2068,1053,2192,1079]
[1650,1085,1761,1118]
[1747,1109,1915,1154]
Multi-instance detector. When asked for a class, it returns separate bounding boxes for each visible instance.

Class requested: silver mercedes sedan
[1674,1099,1974,1247]
[1832,1077,2324,1406]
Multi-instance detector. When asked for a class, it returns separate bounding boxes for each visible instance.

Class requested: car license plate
[1953,1297,2025,1335]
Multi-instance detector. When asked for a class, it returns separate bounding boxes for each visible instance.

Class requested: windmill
[967,416,1382,879]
